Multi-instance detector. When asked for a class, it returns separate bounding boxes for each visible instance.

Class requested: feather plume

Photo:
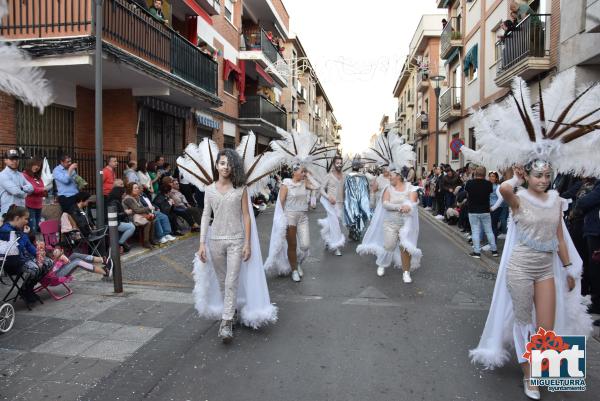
[241,132,284,195]
[176,139,218,190]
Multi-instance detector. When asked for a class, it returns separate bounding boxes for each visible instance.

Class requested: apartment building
[393,14,445,175]
[282,36,340,147]
[436,0,560,170]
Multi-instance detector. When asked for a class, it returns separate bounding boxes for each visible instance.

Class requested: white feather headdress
[0,0,53,112]
[364,133,415,172]
[177,131,285,195]
[272,127,338,182]
[461,70,600,176]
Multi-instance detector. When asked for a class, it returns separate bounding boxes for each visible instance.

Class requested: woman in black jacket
[107,186,136,253]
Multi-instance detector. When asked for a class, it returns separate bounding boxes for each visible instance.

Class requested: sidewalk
[419,206,600,342]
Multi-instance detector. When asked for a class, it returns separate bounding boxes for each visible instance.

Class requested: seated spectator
[107,186,136,253]
[0,206,53,305]
[169,179,201,231]
[50,247,113,278]
[136,159,153,198]
[70,192,95,238]
[153,183,184,236]
[123,183,174,246]
[124,161,139,185]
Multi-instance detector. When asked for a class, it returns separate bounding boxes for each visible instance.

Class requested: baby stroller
[0,236,19,334]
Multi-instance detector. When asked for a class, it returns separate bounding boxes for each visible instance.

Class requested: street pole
[434,87,441,166]
[95,0,105,229]
[107,206,123,293]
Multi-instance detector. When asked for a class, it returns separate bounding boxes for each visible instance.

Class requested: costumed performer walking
[177,133,281,343]
[318,154,346,256]
[465,71,597,400]
[343,156,372,242]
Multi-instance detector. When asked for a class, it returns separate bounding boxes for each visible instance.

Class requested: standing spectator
[124,161,139,185]
[155,155,167,176]
[102,156,118,198]
[169,179,201,231]
[107,186,136,254]
[0,150,34,216]
[137,159,153,198]
[146,161,162,197]
[23,158,47,232]
[149,0,168,24]
[574,180,600,325]
[441,168,462,215]
[465,166,498,258]
[432,166,444,217]
[53,154,79,213]
[488,171,501,238]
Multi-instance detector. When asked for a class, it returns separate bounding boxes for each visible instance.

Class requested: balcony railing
[440,86,462,122]
[415,114,429,136]
[243,27,288,69]
[417,71,430,92]
[0,0,218,95]
[441,16,462,59]
[495,14,550,77]
[240,96,287,131]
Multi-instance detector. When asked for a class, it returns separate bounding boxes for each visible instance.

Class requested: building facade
[0,0,340,189]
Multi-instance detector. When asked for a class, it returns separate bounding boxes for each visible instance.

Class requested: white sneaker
[297,265,304,278]
[165,234,177,241]
[482,244,491,252]
[335,249,342,256]
[435,215,444,220]
[291,270,301,282]
[159,236,169,244]
[377,266,385,277]
[424,206,432,211]
[523,378,540,400]
[403,271,412,283]
[498,233,506,239]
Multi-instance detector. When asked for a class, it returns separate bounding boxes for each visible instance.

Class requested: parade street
[2,207,598,401]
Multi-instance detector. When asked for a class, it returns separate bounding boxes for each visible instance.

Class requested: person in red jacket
[102,156,118,198]
[23,158,47,233]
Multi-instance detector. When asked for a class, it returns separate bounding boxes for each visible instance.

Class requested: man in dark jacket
[441,168,463,215]
[71,192,94,238]
[576,180,600,326]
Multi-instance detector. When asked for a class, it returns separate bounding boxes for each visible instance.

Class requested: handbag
[132,214,149,226]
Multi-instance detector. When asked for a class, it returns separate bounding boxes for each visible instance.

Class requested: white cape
[469,191,593,369]
[356,185,422,271]
[264,195,309,276]
[192,197,277,329]
[317,197,345,251]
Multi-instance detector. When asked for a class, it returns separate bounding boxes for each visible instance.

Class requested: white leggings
[209,238,244,321]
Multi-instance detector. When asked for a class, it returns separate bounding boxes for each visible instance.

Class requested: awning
[254,62,274,86]
[463,44,479,73]
[195,111,219,129]
[444,48,460,66]
[183,0,213,25]
[223,59,241,80]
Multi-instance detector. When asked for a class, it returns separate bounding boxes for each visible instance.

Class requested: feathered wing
[236,131,258,172]
[389,135,416,169]
[364,134,393,168]
[0,39,53,112]
[177,139,218,190]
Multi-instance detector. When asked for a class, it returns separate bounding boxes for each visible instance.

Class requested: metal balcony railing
[441,16,462,57]
[0,0,218,95]
[495,14,550,74]
[240,96,287,131]
[416,114,429,135]
[243,27,288,69]
[440,87,461,116]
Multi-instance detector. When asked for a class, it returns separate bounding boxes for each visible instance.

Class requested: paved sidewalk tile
[80,339,149,362]
[25,294,124,321]
[92,299,187,328]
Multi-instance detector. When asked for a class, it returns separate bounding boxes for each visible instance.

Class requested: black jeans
[58,195,78,214]
[586,235,600,308]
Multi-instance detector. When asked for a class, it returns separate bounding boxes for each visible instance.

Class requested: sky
[284,0,444,155]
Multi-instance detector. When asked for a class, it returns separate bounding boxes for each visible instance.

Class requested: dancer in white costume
[464,71,597,400]
[265,129,337,280]
[357,136,421,281]
[177,134,280,343]
[319,155,346,256]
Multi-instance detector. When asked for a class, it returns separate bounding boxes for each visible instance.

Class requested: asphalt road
[81,206,600,401]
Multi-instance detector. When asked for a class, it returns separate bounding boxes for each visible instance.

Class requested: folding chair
[0,236,41,311]
[39,220,61,254]
[60,213,108,258]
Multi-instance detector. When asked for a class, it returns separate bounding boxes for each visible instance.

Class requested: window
[451,133,460,161]
[423,144,428,164]
[469,127,476,149]
[224,73,235,95]
[468,63,478,81]
[224,0,234,23]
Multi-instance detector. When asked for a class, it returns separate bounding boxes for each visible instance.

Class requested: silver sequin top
[200,183,245,242]
[283,179,309,212]
[513,190,562,252]
[383,185,412,223]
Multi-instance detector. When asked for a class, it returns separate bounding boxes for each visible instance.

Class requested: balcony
[297,82,307,103]
[240,28,288,86]
[239,96,288,138]
[440,87,462,123]
[0,0,218,98]
[417,71,430,93]
[195,0,222,16]
[415,114,429,136]
[494,14,551,87]
[441,17,463,59]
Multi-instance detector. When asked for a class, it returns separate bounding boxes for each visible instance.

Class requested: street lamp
[430,75,445,166]
[94,0,104,229]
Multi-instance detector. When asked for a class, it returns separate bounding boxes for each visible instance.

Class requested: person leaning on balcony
[53,155,79,214]
[149,0,168,25]
[0,149,34,216]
